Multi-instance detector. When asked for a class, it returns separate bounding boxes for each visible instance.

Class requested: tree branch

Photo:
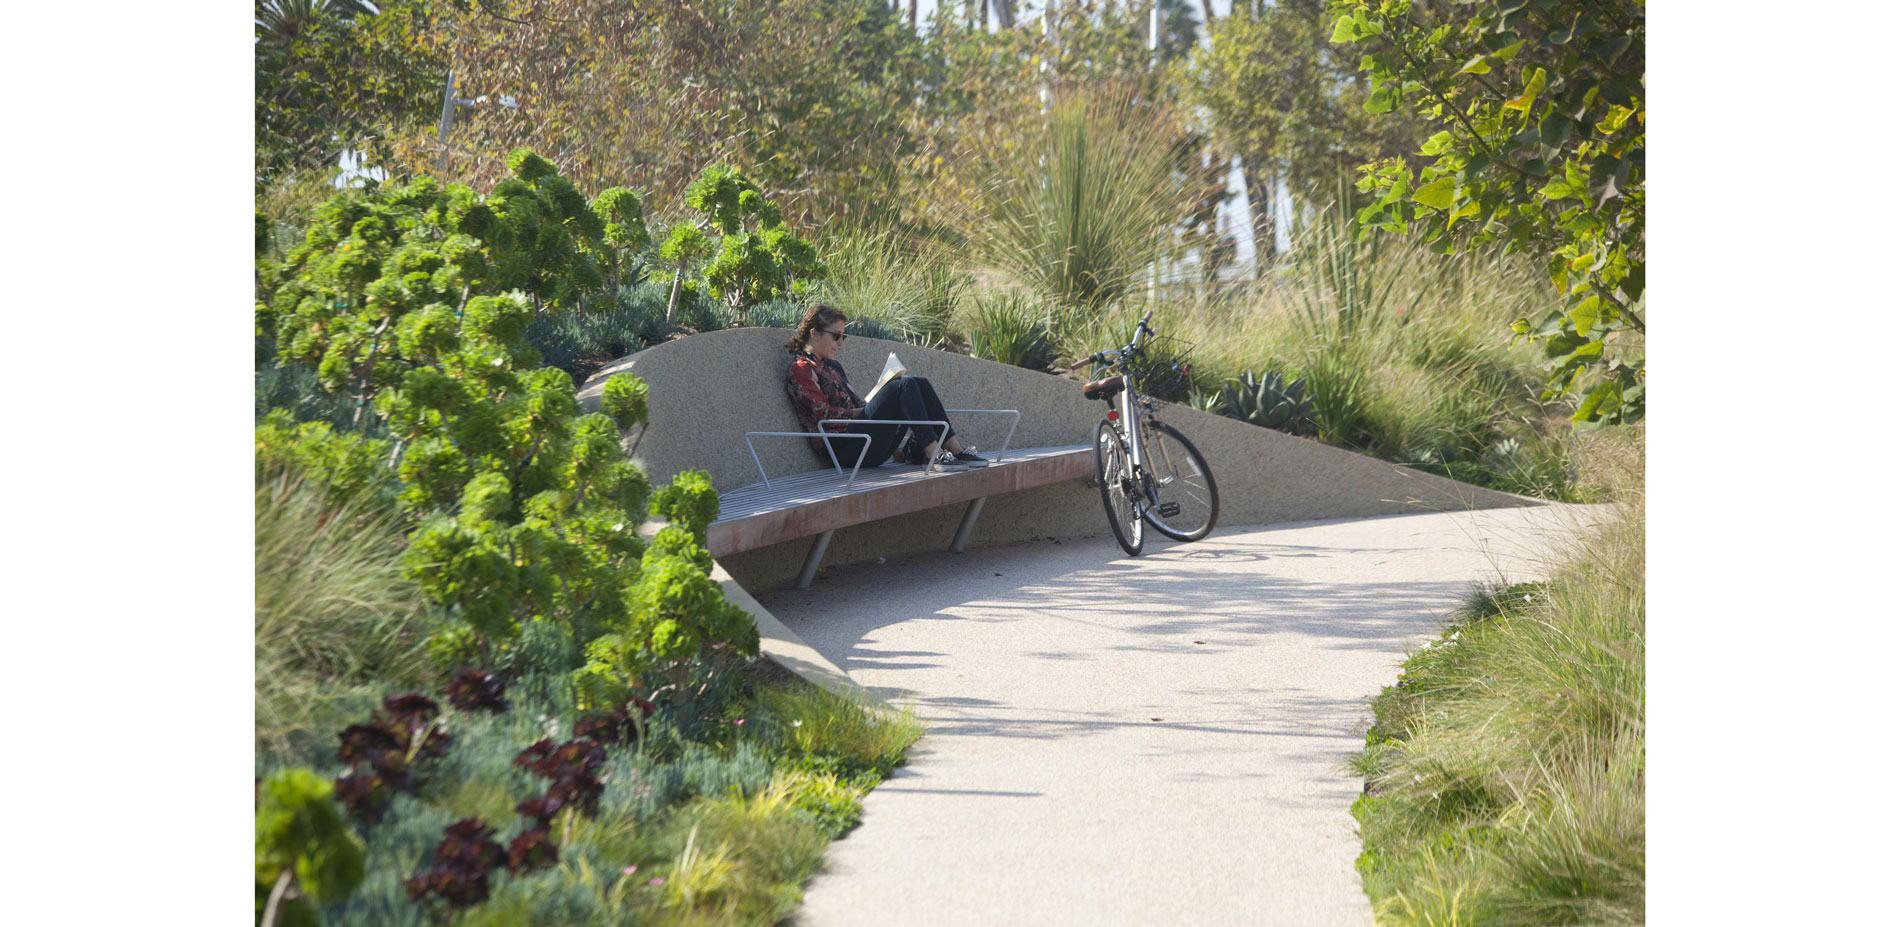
[1376,11,1494,159]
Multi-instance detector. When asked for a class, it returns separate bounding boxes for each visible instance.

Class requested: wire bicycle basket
[1134,334,1194,402]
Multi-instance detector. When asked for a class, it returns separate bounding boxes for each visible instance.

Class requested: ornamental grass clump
[961,85,1199,315]
[814,222,958,345]
[1350,433,1644,925]
[1156,188,1583,492]
[255,472,432,763]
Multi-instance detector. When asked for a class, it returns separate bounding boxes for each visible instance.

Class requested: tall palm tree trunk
[1241,155,1276,272]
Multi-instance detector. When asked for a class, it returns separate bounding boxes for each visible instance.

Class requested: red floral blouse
[785,351,864,449]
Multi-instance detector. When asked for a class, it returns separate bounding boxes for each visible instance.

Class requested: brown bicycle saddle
[1082,374,1127,401]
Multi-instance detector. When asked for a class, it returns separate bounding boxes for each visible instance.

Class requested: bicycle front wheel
[1140,420,1219,542]
[1095,419,1144,556]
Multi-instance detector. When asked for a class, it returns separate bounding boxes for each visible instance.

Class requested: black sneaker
[952,447,989,468]
[926,451,970,473]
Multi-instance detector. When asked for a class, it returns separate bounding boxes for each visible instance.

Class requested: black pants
[823,376,956,467]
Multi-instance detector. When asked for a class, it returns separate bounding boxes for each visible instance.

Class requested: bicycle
[1070,310,1220,556]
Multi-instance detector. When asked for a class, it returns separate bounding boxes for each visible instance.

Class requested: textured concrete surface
[755,504,1611,927]
[580,328,1540,588]
[714,561,864,700]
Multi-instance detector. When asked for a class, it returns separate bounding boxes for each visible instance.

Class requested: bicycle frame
[1080,312,1217,552]
[1092,325,1163,514]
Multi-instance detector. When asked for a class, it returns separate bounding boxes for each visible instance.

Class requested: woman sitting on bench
[785,303,987,474]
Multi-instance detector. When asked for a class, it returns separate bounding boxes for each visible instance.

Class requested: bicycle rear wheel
[1095,419,1144,556]
[1140,420,1218,542]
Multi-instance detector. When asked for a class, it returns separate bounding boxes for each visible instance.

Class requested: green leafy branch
[1328,0,1644,425]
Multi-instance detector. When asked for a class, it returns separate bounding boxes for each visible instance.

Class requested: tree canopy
[1328,0,1645,425]
[1186,0,1434,196]
[253,0,443,185]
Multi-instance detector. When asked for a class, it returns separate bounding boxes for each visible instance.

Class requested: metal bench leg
[797,530,835,589]
[950,498,986,553]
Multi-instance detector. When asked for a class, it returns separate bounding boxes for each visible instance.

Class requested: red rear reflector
[1106,410,1119,421]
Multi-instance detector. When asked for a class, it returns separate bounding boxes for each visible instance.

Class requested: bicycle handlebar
[1072,311,1161,371]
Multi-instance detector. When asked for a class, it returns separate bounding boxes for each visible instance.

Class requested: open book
[860,352,906,408]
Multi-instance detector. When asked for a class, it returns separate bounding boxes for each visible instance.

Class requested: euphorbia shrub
[254,152,758,674]
[255,768,365,927]
[572,471,758,717]
[654,165,825,325]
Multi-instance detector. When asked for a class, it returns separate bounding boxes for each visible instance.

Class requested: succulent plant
[1185,389,1226,414]
[1219,370,1314,434]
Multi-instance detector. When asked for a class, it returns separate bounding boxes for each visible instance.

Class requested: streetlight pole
[436,69,467,177]
[436,69,517,178]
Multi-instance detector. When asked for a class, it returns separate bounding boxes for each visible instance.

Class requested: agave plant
[1219,370,1314,434]
[1184,389,1227,415]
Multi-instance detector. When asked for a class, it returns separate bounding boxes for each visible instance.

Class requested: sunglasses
[817,328,848,343]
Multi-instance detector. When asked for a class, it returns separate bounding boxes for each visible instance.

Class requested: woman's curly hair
[787,303,847,356]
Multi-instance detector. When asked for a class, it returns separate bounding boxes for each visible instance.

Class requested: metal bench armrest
[943,409,1020,461]
[743,431,871,489]
[746,416,950,489]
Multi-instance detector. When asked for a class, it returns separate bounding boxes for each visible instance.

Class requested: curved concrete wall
[580,328,1536,588]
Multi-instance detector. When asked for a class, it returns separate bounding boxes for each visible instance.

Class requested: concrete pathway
[754,504,1611,927]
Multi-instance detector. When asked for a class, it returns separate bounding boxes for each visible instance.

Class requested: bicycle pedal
[1156,502,1181,517]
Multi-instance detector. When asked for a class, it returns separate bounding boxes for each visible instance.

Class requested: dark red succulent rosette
[446,668,508,713]
[332,773,393,824]
[405,818,507,908]
[506,828,559,874]
[572,710,637,744]
[515,795,565,827]
[512,738,557,770]
[333,693,454,822]
[515,738,609,818]
[543,773,605,818]
[531,740,607,780]
[382,693,441,727]
[337,723,404,762]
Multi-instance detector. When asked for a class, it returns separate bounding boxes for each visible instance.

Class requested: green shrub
[254,412,399,509]
[256,768,367,927]
[961,291,1058,371]
[674,165,826,326]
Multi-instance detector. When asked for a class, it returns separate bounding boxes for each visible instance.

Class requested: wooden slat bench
[708,444,1095,587]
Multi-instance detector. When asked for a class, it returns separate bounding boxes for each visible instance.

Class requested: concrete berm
[579,328,1540,590]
